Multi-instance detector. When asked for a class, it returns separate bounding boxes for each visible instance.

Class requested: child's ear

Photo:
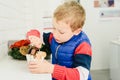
[73,28,81,35]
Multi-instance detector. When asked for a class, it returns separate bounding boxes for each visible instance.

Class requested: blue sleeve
[41,32,52,58]
[43,32,51,45]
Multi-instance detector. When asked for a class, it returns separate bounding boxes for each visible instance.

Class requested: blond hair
[53,0,86,31]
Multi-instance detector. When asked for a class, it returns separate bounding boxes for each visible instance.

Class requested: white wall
[0,0,120,70]
[0,0,62,61]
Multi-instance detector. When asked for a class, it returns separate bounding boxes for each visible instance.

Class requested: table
[0,55,52,80]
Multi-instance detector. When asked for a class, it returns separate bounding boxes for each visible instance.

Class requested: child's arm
[43,32,53,46]
[42,32,53,55]
[52,65,80,80]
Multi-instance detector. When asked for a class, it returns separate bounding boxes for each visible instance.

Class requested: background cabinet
[110,40,120,80]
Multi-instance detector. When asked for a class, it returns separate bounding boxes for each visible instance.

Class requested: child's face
[52,19,75,43]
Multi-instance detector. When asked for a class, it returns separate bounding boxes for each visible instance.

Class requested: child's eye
[53,28,56,30]
[52,27,56,30]
[59,31,64,34]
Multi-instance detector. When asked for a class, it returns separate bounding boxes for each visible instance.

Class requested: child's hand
[28,60,54,74]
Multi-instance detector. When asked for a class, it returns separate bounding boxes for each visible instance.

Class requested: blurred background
[0,0,120,80]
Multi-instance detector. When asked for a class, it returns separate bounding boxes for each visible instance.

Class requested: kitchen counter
[0,55,52,80]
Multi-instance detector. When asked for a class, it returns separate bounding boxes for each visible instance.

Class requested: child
[28,1,92,80]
